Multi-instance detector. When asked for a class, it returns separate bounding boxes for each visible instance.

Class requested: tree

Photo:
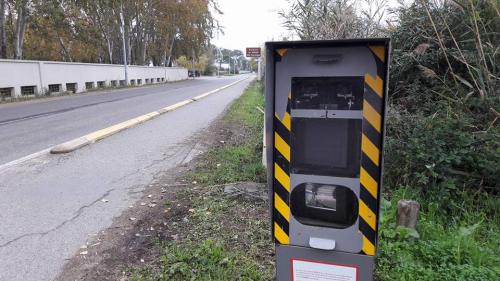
[2,0,220,65]
[279,0,389,40]
[13,0,30,59]
[0,0,6,58]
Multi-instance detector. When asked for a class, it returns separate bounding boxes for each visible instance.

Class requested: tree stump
[396,200,420,229]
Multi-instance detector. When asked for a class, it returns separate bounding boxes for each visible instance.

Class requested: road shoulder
[56,81,274,281]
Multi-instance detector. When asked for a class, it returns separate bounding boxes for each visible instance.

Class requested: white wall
[0,59,188,97]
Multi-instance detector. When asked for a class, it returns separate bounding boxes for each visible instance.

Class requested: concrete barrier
[0,59,188,98]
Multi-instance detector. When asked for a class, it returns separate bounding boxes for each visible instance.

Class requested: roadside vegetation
[88,1,498,280]
[130,81,273,281]
[281,1,499,280]
[376,1,499,279]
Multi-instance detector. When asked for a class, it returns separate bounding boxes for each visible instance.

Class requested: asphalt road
[0,75,253,281]
[0,75,248,165]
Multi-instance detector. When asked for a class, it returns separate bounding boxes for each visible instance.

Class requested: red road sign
[246,47,261,58]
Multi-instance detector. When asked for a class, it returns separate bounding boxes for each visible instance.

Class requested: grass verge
[128,79,499,281]
[376,188,500,280]
[130,81,273,281]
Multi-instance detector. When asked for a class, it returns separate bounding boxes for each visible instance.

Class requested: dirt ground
[56,109,271,281]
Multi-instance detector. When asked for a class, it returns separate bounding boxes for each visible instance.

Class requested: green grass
[188,81,265,185]
[130,80,500,281]
[376,187,500,281]
[130,81,273,281]
[131,240,265,281]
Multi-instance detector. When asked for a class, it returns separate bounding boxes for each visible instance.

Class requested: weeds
[130,81,273,281]
[377,187,500,280]
[188,82,266,186]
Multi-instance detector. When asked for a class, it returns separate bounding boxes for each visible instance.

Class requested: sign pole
[257,58,261,81]
[245,47,261,79]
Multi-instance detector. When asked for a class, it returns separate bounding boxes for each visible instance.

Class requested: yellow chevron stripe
[359,200,377,230]
[274,163,290,191]
[274,132,290,161]
[365,74,383,98]
[360,167,378,199]
[274,222,290,244]
[362,134,380,166]
[274,193,290,222]
[363,100,382,133]
[276,48,288,57]
[282,112,291,130]
[369,46,385,62]
[275,112,291,131]
[362,235,376,256]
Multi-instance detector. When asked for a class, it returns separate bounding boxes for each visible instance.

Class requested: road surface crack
[0,188,114,249]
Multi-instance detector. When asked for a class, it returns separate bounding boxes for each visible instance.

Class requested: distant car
[188,70,201,78]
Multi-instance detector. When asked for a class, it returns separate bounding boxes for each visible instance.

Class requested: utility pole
[119,5,129,85]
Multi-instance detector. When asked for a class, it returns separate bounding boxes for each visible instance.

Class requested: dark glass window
[291,183,358,228]
[291,118,361,177]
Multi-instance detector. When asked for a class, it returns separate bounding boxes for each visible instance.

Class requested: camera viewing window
[291,183,358,228]
[291,118,361,177]
[291,77,364,110]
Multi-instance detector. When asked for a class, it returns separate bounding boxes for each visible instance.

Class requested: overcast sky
[211,0,403,54]
[211,0,292,52]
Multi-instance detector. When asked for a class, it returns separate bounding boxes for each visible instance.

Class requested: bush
[385,0,500,202]
[385,102,500,199]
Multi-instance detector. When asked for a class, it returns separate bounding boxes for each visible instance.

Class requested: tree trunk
[106,36,113,63]
[161,47,167,66]
[13,2,27,60]
[125,28,131,64]
[95,8,113,64]
[396,200,420,230]
[166,35,175,67]
[57,34,72,62]
[0,0,7,59]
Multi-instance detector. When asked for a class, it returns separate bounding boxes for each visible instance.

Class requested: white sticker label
[292,259,358,281]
